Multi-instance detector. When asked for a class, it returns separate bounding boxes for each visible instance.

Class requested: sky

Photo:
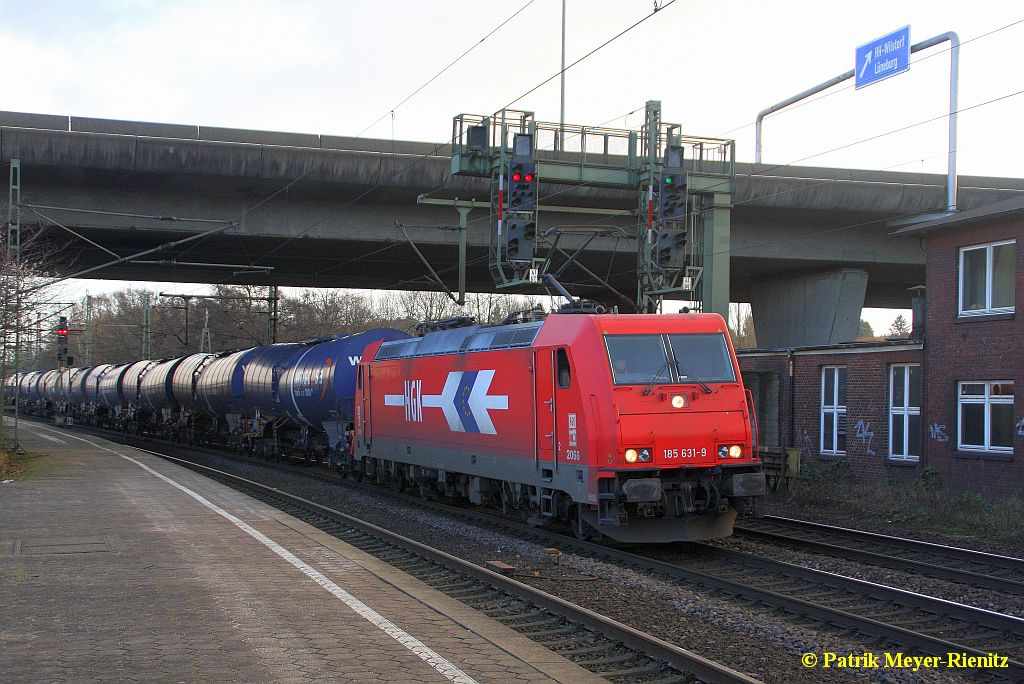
[3,0,1022,332]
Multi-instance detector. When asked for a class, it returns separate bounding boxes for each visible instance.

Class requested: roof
[736,338,923,356]
[893,194,1024,236]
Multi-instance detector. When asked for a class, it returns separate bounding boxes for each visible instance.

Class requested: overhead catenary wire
[235,84,1024,303]
[416,86,1024,288]
[712,17,1024,139]
[151,0,542,273]
[496,1,677,112]
[53,82,1023,313]
[356,0,538,138]
[128,1,684,299]
[45,11,1021,313]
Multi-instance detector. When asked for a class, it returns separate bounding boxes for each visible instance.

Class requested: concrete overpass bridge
[2,111,1022,346]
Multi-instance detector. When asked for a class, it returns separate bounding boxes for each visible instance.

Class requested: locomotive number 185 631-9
[663,448,707,459]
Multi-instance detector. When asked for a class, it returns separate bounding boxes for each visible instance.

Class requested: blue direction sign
[855,26,911,89]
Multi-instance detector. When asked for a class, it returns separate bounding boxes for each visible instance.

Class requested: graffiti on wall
[929,422,949,443]
[854,419,876,456]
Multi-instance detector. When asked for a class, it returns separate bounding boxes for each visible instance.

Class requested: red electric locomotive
[353,311,765,542]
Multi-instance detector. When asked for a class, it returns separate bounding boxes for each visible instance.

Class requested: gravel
[160,446,995,684]
[706,535,1024,618]
[765,501,1024,559]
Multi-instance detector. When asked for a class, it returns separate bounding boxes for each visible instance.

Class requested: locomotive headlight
[718,445,729,458]
[670,394,686,409]
[638,448,652,462]
[624,449,639,463]
[728,445,743,458]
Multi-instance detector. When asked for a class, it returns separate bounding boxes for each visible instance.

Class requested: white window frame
[820,366,847,455]
[958,240,1015,316]
[889,364,921,462]
[957,381,1014,453]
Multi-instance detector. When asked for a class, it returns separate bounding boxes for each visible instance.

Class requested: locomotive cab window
[605,333,735,386]
[556,348,571,389]
[666,334,736,383]
[605,335,670,385]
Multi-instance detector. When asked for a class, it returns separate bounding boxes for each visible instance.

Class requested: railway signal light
[658,146,687,222]
[656,228,687,269]
[658,170,687,222]
[57,316,69,366]
[504,218,536,262]
[507,161,537,211]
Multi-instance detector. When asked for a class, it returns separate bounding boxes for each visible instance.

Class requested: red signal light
[512,172,522,182]
[524,173,534,182]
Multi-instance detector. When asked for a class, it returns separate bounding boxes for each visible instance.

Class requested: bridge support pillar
[749,268,868,348]
[700,191,731,318]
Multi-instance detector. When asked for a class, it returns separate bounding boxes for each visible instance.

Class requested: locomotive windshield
[667,333,736,383]
[605,333,736,385]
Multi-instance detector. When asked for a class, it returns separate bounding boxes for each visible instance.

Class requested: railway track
[50,422,1024,681]
[734,516,1024,595]
[142,449,760,684]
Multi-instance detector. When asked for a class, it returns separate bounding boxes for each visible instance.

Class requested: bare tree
[279,289,376,341]
[0,238,66,451]
[463,292,545,324]
[728,304,757,349]
[61,286,556,365]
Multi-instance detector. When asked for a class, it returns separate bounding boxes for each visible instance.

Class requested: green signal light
[664,176,674,184]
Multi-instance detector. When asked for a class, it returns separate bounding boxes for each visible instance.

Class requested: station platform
[0,420,604,683]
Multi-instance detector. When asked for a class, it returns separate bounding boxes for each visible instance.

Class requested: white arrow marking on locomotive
[467,370,507,435]
[387,373,463,430]
[384,371,508,434]
[422,372,464,432]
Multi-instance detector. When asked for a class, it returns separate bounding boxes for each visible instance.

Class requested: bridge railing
[451,111,734,186]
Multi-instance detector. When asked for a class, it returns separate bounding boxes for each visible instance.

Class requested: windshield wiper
[641,362,672,396]
[672,359,712,394]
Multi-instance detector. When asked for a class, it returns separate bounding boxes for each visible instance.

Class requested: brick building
[738,195,1021,497]
[894,196,1022,497]
[739,342,923,482]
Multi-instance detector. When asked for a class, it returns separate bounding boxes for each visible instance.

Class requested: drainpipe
[787,349,796,453]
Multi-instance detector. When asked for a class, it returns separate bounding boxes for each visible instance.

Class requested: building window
[889,364,921,461]
[958,382,1014,453]
[821,366,847,455]
[959,240,1015,315]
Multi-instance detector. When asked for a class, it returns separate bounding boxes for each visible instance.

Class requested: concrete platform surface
[0,420,605,683]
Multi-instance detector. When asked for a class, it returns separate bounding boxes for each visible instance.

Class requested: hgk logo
[384,371,508,434]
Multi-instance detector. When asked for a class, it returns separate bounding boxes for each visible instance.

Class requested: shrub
[777,460,1023,544]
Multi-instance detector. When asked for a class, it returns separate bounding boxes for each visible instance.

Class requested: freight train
[7,310,765,542]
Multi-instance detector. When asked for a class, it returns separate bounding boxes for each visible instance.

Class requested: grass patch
[0,446,36,480]
[775,460,1024,545]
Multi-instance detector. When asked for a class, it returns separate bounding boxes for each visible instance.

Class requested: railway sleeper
[558,643,619,657]
[593,662,667,678]
[572,651,639,667]
[521,624,579,639]
[501,616,563,629]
